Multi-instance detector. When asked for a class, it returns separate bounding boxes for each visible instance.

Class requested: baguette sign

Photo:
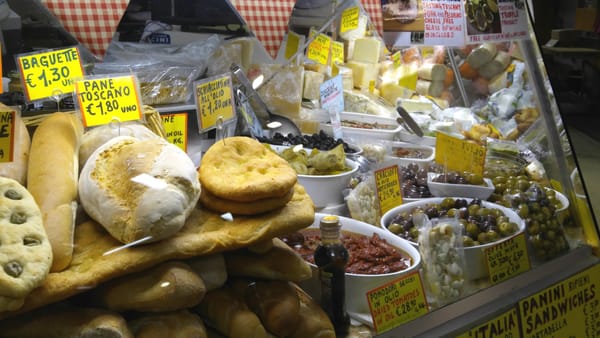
[0,110,15,163]
[74,75,143,128]
[17,47,84,102]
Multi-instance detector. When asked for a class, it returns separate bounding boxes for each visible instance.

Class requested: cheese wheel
[418,63,448,81]
[478,51,512,79]
[466,43,497,69]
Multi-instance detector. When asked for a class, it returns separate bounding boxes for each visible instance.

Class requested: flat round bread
[200,186,294,215]
[0,177,52,308]
[199,136,297,202]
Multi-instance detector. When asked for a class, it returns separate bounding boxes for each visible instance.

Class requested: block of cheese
[345,60,380,90]
[302,70,325,101]
[466,43,497,69]
[349,37,382,63]
[252,64,304,119]
[380,82,414,105]
[416,79,444,97]
[478,51,511,79]
[398,63,419,91]
[418,63,448,81]
[339,13,368,41]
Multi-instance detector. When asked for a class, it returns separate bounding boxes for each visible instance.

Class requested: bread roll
[0,305,133,338]
[195,286,269,338]
[224,237,312,282]
[90,261,206,312]
[231,278,301,337]
[186,254,228,291]
[27,112,83,272]
[0,108,30,185]
[78,122,161,169]
[78,136,201,244]
[128,310,207,338]
[290,284,336,338]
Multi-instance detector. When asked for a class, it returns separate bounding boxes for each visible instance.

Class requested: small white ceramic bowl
[427,172,495,200]
[385,141,435,169]
[270,145,359,208]
[295,213,421,325]
[380,198,525,280]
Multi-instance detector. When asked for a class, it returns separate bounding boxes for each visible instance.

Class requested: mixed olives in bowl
[381,197,525,280]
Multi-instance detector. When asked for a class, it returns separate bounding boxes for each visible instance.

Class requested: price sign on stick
[74,75,143,128]
[374,165,403,214]
[161,113,188,152]
[17,47,84,102]
[0,110,15,163]
[194,74,235,132]
[435,131,486,176]
[340,6,360,33]
[307,29,332,66]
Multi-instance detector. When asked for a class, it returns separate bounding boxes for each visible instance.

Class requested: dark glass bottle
[314,215,350,337]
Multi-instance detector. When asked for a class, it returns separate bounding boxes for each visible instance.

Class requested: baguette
[27,112,83,272]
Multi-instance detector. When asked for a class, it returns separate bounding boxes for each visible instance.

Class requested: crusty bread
[128,310,207,338]
[78,136,201,244]
[290,283,336,338]
[200,185,294,215]
[27,112,83,272]
[186,254,228,291]
[89,261,206,312]
[199,136,297,202]
[0,106,30,185]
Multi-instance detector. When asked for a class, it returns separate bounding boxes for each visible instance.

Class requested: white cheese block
[418,63,448,81]
[302,70,325,100]
[349,37,382,63]
[466,43,497,69]
[415,79,444,97]
[345,60,380,90]
[380,82,414,105]
[478,51,511,79]
[252,64,304,118]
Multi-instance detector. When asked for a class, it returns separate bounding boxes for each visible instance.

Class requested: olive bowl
[288,213,421,327]
[380,197,525,281]
[427,172,495,200]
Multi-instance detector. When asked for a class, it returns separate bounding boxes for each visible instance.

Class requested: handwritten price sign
[0,110,15,163]
[375,165,403,214]
[435,131,486,176]
[74,75,143,127]
[307,29,332,65]
[340,6,360,33]
[17,47,84,102]
[161,113,188,152]
[485,232,530,285]
[194,74,235,132]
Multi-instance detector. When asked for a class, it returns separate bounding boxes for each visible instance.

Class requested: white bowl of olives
[427,172,495,200]
[380,197,525,280]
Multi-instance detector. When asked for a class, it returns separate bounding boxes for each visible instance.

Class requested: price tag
[285,31,301,60]
[485,232,531,285]
[0,110,15,163]
[391,51,402,67]
[455,307,520,338]
[367,271,429,334]
[435,131,486,176]
[340,6,360,33]
[374,165,403,215]
[75,75,143,128]
[161,113,188,152]
[518,264,600,338]
[307,29,331,66]
[17,47,84,102]
[330,40,345,75]
[194,74,235,132]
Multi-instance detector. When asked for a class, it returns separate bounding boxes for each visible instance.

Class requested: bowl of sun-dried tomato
[279,213,421,324]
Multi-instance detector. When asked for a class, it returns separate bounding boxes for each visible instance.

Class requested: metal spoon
[230,63,302,137]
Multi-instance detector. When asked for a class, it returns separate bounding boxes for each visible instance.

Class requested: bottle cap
[319,215,341,240]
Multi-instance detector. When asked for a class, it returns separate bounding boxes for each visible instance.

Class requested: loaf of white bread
[78,136,201,244]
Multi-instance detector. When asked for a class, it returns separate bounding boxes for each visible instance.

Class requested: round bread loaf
[79,136,201,244]
[199,136,297,202]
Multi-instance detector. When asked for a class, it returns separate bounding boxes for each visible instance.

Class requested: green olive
[463,236,475,247]
[388,223,403,234]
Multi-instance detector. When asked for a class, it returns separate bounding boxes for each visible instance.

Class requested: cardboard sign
[485,232,531,285]
[423,0,466,46]
[340,6,360,33]
[375,165,403,215]
[435,131,486,176]
[0,110,15,163]
[307,29,332,66]
[194,74,235,132]
[161,113,188,152]
[18,47,84,102]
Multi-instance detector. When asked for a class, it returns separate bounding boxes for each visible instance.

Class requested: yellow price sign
[307,30,331,65]
[75,75,143,128]
[285,31,301,60]
[161,113,188,152]
[195,74,235,131]
[374,165,403,215]
[17,47,84,102]
[455,307,521,338]
[330,41,345,75]
[0,110,15,163]
[435,131,486,176]
[485,232,531,285]
[367,271,429,334]
[518,264,600,338]
[340,6,360,33]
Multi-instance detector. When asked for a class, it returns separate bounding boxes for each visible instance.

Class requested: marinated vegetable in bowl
[386,197,521,247]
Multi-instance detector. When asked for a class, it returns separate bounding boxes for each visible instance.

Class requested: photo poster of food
[465,0,529,44]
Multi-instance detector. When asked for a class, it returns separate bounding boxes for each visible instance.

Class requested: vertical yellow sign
[195,74,235,132]
[0,110,15,163]
[161,113,188,152]
[375,165,403,215]
[17,47,84,101]
[340,6,360,33]
[285,31,301,60]
[307,29,332,66]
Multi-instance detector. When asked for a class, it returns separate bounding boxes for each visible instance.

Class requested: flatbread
[0,184,314,318]
[200,186,294,215]
[199,137,297,202]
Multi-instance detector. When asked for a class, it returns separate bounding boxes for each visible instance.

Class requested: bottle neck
[319,215,342,243]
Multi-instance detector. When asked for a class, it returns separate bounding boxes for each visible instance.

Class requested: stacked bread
[198,136,299,215]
